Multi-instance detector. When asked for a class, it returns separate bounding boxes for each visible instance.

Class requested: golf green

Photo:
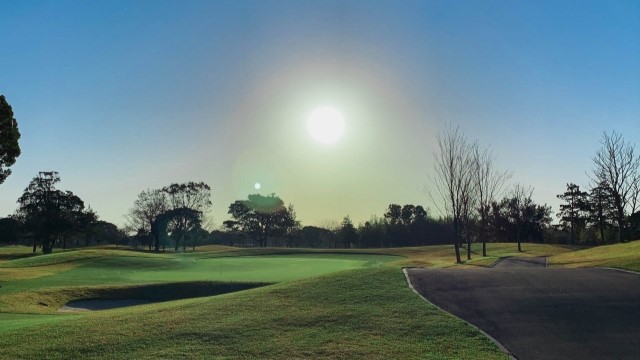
[0,253,399,295]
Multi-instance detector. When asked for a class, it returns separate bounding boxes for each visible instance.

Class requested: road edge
[489,257,509,268]
[402,267,517,360]
[598,267,640,275]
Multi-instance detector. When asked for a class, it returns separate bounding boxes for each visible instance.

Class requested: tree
[0,217,22,245]
[284,204,301,247]
[358,216,386,248]
[78,207,99,247]
[384,204,402,225]
[339,216,358,249]
[0,95,21,185]
[556,183,590,244]
[91,221,123,246]
[162,182,212,251]
[17,172,85,254]
[57,191,85,250]
[224,194,295,247]
[413,206,428,222]
[473,144,511,256]
[587,181,616,244]
[490,191,551,246]
[126,189,168,250]
[151,207,202,252]
[509,184,533,252]
[591,131,640,242]
[384,204,406,246]
[430,125,475,263]
[400,205,416,226]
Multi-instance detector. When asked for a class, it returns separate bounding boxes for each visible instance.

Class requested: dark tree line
[216,199,452,249]
[0,171,123,253]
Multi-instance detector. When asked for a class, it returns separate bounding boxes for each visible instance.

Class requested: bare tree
[591,131,639,242]
[125,189,168,249]
[460,143,477,261]
[510,183,534,252]
[473,144,512,256]
[431,125,475,263]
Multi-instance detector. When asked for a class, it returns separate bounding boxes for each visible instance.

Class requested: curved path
[406,257,640,360]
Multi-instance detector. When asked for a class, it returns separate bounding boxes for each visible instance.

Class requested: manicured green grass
[0,267,507,360]
[0,313,79,334]
[0,242,591,359]
[550,239,640,271]
[0,252,397,297]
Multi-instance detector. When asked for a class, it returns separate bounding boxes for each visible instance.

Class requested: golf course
[1,241,637,359]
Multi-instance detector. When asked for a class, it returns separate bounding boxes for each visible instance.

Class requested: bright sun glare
[307,106,345,144]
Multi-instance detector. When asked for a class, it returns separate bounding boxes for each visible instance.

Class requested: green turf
[550,239,640,271]
[0,267,507,360]
[4,242,604,359]
[0,313,78,334]
[0,245,38,262]
[0,253,398,297]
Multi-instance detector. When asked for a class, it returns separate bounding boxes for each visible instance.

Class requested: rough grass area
[0,267,507,360]
[550,239,640,271]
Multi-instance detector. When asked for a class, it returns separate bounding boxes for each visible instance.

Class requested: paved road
[406,259,640,360]
[492,256,547,268]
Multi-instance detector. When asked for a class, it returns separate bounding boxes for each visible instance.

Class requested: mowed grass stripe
[0,267,507,360]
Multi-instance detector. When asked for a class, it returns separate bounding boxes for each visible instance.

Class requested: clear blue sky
[1,0,638,228]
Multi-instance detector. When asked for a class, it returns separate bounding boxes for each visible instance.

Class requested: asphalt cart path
[406,258,640,360]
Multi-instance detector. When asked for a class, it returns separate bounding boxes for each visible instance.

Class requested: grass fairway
[0,242,593,359]
[0,250,397,312]
[0,267,505,360]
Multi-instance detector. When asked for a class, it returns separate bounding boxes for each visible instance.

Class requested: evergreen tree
[556,183,589,244]
[0,95,21,185]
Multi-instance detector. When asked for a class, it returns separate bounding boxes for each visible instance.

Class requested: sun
[307,106,345,144]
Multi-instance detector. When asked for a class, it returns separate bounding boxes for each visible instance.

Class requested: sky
[1,0,639,229]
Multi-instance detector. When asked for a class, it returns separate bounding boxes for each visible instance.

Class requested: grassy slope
[0,267,506,360]
[0,242,588,359]
[0,251,397,316]
[550,239,640,271]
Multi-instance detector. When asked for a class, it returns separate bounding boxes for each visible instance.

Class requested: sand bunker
[58,299,151,312]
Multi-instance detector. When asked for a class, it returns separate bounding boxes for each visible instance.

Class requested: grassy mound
[0,267,506,360]
[550,239,640,271]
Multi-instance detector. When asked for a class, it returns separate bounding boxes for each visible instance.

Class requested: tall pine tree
[557,183,589,244]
